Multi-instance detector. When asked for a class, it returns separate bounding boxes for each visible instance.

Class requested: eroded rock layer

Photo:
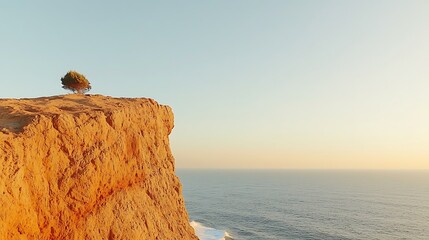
[0,95,198,240]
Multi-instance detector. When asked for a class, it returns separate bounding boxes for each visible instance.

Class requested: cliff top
[0,94,163,133]
[0,94,196,239]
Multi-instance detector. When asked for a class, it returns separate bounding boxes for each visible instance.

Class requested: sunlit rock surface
[0,95,198,240]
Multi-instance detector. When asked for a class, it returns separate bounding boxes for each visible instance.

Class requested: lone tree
[61,71,91,94]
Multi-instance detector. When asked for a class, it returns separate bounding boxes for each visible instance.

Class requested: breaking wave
[190,221,233,240]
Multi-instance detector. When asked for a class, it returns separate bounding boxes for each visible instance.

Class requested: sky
[1,1,428,169]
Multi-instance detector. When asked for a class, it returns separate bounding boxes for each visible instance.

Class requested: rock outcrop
[0,95,198,240]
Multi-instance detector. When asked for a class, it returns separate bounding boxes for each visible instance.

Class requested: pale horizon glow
[1,1,428,169]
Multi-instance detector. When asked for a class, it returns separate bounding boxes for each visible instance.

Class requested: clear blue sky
[1,1,428,169]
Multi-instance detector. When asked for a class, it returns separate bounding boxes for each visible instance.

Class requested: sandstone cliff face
[0,95,198,240]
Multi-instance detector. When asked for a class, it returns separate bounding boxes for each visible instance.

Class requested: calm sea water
[177,170,429,240]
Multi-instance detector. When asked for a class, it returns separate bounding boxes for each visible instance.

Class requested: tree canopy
[61,71,91,94]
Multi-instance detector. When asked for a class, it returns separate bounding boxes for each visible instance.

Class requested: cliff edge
[0,94,198,240]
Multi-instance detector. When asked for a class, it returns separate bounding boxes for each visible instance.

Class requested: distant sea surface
[177,170,429,240]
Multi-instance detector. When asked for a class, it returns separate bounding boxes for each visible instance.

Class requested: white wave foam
[190,221,233,240]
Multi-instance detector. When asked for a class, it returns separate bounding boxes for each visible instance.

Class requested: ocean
[177,170,429,240]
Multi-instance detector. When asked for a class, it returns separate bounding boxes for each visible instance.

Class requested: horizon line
[176,168,429,171]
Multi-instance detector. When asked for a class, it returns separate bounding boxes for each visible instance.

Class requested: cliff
[0,94,198,240]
